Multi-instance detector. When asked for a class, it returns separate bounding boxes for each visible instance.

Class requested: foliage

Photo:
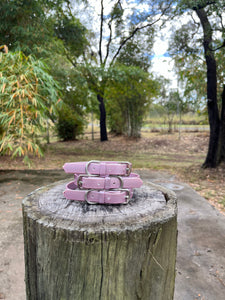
[169,24,225,110]
[164,90,182,132]
[55,68,90,140]
[0,50,60,161]
[56,102,84,141]
[172,48,225,112]
[55,0,175,141]
[170,0,225,96]
[105,65,160,137]
[177,0,225,12]
[47,54,90,140]
[53,12,89,65]
[116,29,154,71]
[0,0,91,147]
[0,0,60,56]
[169,0,225,167]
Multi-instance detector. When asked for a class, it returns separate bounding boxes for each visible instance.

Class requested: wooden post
[22,180,177,300]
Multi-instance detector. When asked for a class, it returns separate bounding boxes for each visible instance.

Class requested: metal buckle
[85,160,131,176]
[85,189,97,205]
[85,189,130,205]
[110,188,130,204]
[120,161,132,176]
[109,175,124,189]
[85,160,100,175]
[77,174,98,189]
[121,189,130,204]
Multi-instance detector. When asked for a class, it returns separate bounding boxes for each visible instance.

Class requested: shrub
[56,103,85,141]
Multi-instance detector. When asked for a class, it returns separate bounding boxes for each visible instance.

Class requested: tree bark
[22,180,177,300]
[97,94,108,141]
[195,8,220,168]
[218,84,225,163]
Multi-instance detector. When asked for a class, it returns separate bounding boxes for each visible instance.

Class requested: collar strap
[64,181,131,204]
[75,173,143,190]
[63,160,132,176]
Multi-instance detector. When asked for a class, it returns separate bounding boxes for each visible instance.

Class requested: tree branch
[103,21,113,66]
[99,0,104,65]
[103,0,121,66]
[64,48,77,67]
[110,3,171,67]
[217,10,225,32]
[192,1,216,10]
[189,11,200,27]
[209,40,225,51]
[65,0,73,17]
[195,7,225,52]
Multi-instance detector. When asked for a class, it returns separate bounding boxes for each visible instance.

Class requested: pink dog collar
[63,160,142,205]
[63,160,132,176]
[64,181,131,204]
[75,173,142,190]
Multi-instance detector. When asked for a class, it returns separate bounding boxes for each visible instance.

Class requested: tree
[105,65,159,137]
[0,1,93,144]
[45,47,90,141]
[0,0,61,56]
[0,49,60,163]
[170,0,225,167]
[116,31,154,72]
[54,65,90,141]
[53,9,89,64]
[152,75,189,133]
[55,0,174,141]
[164,90,185,133]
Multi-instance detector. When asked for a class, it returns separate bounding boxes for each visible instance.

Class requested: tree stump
[22,179,177,300]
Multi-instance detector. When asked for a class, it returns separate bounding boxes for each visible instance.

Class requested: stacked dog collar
[63,160,143,205]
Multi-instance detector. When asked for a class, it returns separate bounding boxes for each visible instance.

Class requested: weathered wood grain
[23,179,177,300]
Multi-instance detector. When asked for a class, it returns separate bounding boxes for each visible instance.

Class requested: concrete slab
[138,169,225,300]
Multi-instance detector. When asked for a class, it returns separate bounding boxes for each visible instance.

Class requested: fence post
[23,180,177,300]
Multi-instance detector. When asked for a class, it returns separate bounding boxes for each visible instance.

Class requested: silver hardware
[108,188,130,204]
[109,175,124,189]
[85,160,100,175]
[120,161,132,176]
[85,189,97,205]
[77,174,98,189]
[85,160,131,176]
[121,189,130,204]
[84,189,130,205]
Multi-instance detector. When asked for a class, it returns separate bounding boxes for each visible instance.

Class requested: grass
[143,112,209,133]
[219,197,225,207]
[146,112,208,126]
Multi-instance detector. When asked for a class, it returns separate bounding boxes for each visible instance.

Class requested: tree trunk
[218,84,225,163]
[168,120,173,133]
[195,8,220,168]
[97,94,108,141]
[22,180,177,300]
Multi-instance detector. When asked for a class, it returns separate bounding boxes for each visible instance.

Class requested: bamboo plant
[0,46,60,164]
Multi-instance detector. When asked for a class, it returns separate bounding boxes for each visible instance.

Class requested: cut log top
[23,179,177,234]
